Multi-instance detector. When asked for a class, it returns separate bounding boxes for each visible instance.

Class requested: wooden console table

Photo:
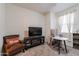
[23,36,45,50]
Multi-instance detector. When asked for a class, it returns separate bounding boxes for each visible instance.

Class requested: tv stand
[23,36,45,49]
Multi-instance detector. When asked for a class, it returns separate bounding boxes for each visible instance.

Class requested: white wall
[45,8,62,44]
[45,11,58,43]
[50,10,58,30]
[6,4,45,40]
[45,13,51,43]
[73,5,79,33]
[0,4,6,54]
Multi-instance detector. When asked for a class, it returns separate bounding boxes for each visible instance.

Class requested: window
[58,12,75,33]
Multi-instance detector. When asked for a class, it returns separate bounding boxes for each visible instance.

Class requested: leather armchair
[2,34,25,56]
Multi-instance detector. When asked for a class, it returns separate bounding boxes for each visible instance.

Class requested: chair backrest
[3,34,19,44]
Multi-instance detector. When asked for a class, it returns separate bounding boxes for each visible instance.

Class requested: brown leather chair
[2,34,25,56]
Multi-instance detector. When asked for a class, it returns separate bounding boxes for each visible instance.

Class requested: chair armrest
[19,40,25,47]
[19,40,23,43]
[4,44,10,55]
[4,44,8,49]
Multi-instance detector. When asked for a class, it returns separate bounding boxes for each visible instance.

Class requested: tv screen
[29,27,42,36]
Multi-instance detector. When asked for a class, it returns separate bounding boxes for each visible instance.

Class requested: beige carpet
[16,44,79,56]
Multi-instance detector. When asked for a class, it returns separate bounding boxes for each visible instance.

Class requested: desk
[53,36,68,54]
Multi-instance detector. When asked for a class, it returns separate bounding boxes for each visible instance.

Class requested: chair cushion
[6,37,20,46]
[7,43,23,53]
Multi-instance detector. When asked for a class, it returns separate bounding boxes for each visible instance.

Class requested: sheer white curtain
[58,12,74,33]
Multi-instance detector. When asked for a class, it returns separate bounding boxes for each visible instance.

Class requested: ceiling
[14,3,56,14]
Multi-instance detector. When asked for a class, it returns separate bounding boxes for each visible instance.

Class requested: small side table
[53,36,68,54]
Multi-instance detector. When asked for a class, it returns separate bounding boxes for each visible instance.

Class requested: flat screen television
[29,27,42,36]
